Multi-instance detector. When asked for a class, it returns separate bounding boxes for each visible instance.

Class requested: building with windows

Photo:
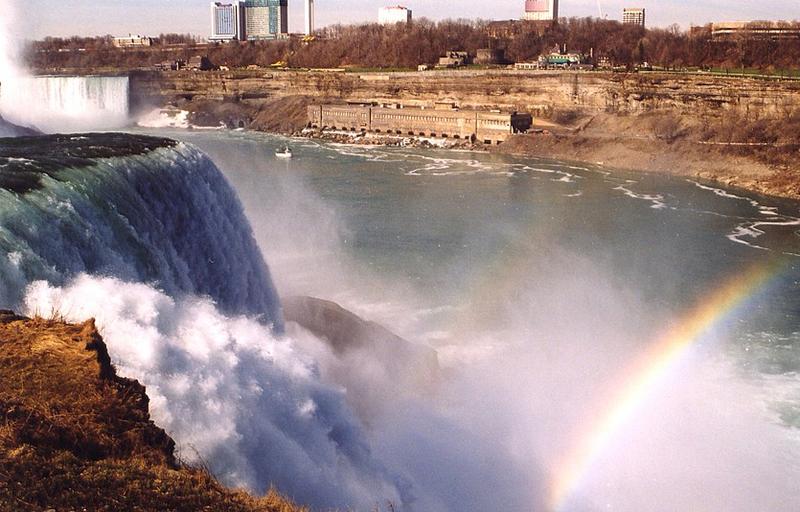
[305,0,315,35]
[379,6,412,25]
[244,0,288,39]
[308,103,533,145]
[623,8,646,28]
[710,21,800,41]
[522,0,558,22]
[211,2,245,41]
[436,51,471,68]
[113,35,153,48]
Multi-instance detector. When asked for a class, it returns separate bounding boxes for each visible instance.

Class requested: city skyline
[21,0,800,39]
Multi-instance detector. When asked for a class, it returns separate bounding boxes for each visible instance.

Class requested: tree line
[26,18,800,72]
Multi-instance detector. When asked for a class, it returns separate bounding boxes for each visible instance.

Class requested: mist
[2,0,799,506]
[2,122,797,509]
[0,0,28,126]
[183,135,800,511]
[0,0,131,133]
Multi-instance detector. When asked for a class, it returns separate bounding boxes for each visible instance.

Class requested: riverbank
[288,122,800,201]
[127,68,800,200]
[495,131,800,201]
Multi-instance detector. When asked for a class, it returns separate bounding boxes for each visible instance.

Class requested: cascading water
[0,133,407,509]
[0,133,280,327]
[0,75,131,133]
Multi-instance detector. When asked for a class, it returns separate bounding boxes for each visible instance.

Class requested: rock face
[0,115,40,137]
[283,296,440,413]
[0,312,302,511]
[283,296,436,360]
[129,69,800,121]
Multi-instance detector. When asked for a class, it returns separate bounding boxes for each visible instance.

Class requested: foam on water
[22,275,406,510]
[689,180,800,254]
[614,180,670,209]
[520,164,582,183]
[0,136,409,509]
[137,107,190,129]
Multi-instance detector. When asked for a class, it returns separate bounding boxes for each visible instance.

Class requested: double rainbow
[548,258,786,511]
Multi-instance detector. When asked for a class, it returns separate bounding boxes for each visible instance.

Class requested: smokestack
[305,0,315,36]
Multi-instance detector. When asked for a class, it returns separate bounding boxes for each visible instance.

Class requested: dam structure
[308,102,533,144]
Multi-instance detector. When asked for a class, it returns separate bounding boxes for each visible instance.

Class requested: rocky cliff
[129,69,800,199]
[0,115,41,138]
[0,312,304,512]
[130,69,800,120]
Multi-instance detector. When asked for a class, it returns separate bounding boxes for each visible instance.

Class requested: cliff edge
[0,311,303,512]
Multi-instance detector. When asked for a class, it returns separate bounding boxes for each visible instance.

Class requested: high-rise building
[379,5,412,25]
[305,0,315,35]
[244,0,288,39]
[211,2,245,41]
[522,0,558,22]
[623,8,646,28]
[710,21,800,41]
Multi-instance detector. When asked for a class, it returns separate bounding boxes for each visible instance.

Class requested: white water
[0,142,281,326]
[0,0,130,134]
[23,275,405,510]
[137,107,190,129]
[1,139,407,509]
[0,75,131,133]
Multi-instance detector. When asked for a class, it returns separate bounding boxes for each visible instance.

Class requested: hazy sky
[24,0,800,38]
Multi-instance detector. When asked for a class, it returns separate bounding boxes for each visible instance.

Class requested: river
[138,128,800,512]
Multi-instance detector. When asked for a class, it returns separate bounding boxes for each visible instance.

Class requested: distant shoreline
[493,132,800,202]
[284,125,800,202]
[119,67,800,202]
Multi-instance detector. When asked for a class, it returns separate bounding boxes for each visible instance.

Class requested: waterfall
[0,133,281,329]
[0,133,407,509]
[0,75,130,133]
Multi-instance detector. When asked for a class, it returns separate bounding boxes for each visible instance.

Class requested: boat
[275,146,293,158]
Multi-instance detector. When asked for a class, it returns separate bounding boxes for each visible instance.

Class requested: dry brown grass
[0,311,306,512]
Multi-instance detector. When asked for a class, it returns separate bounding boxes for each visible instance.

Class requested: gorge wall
[129,69,800,121]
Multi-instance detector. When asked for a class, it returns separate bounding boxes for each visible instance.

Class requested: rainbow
[548,258,786,511]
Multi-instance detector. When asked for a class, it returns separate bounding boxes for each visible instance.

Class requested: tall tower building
[522,0,559,22]
[623,8,646,28]
[211,2,245,41]
[305,0,315,35]
[379,6,412,25]
[244,0,288,39]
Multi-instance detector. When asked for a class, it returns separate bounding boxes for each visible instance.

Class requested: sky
[23,0,800,38]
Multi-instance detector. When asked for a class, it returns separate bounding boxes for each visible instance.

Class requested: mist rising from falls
[0,76,131,133]
[0,134,409,509]
[0,1,129,133]
[23,275,405,509]
[0,2,22,77]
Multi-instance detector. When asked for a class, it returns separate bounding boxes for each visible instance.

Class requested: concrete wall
[311,105,370,130]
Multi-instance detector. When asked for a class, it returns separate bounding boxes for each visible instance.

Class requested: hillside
[0,311,304,512]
